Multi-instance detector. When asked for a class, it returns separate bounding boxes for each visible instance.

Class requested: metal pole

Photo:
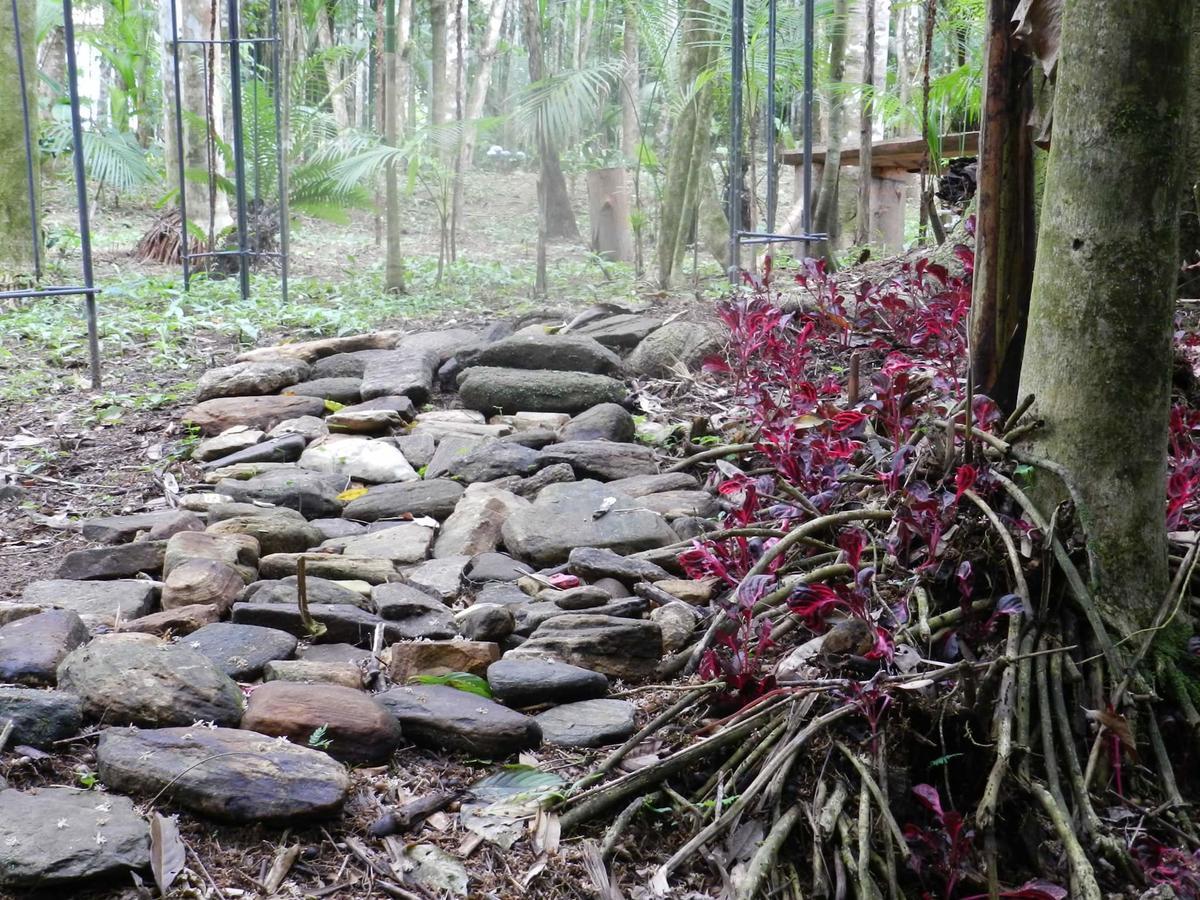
[227,0,252,301]
[728,0,744,283]
[271,0,289,305]
[765,0,777,233]
[168,0,191,289]
[802,0,815,239]
[62,0,101,389]
[11,0,41,280]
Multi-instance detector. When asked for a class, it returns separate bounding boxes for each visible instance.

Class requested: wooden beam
[781,131,980,175]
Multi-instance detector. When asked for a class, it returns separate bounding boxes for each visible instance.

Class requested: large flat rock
[458,367,626,415]
[56,542,167,581]
[486,658,608,707]
[0,787,150,889]
[300,436,419,484]
[0,610,89,686]
[97,726,350,822]
[538,440,659,481]
[216,468,349,518]
[467,333,624,375]
[197,359,311,401]
[184,622,299,680]
[343,479,465,523]
[361,350,439,405]
[500,480,677,566]
[377,684,541,756]
[57,634,245,728]
[22,579,158,622]
[507,614,663,680]
[0,688,84,748]
[184,395,328,435]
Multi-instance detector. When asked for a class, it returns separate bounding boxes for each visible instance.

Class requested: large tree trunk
[317,7,351,130]
[429,0,450,128]
[812,0,850,265]
[1179,6,1200,296]
[450,0,506,260]
[620,0,639,162]
[521,0,579,241]
[1017,0,1193,635]
[161,0,232,243]
[0,0,36,281]
[384,0,413,292]
[968,0,1035,409]
[654,0,719,288]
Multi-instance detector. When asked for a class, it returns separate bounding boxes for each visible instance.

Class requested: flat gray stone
[57,634,245,728]
[300,436,419,484]
[311,349,395,379]
[283,376,363,403]
[426,433,485,480]
[326,523,435,564]
[80,510,205,544]
[377,684,541,756]
[567,546,672,583]
[573,313,664,349]
[560,403,636,443]
[606,472,702,497]
[206,506,324,555]
[467,333,624,375]
[433,484,529,559]
[97,726,350,822]
[184,622,299,680]
[538,440,658,481]
[391,432,437,469]
[0,688,84,748]
[507,614,663,680]
[371,583,457,639]
[535,699,637,747]
[245,576,373,610]
[217,469,349,518]
[22,579,157,622]
[197,359,311,401]
[200,434,308,471]
[0,610,89,686]
[343,479,465,523]
[463,552,533,584]
[456,604,514,642]
[487,658,609,707]
[0,787,150,889]
[447,440,542,483]
[513,597,647,637]
[459,367,627,416]
[231,602,401,647]
[361,350,439,404]
[56,542,167,580]
[501,481,677,566]
[405,556,470,601]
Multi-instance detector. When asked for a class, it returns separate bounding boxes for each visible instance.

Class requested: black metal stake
[226,0,252,301]
[11,0,41,280]
[270,0,289,304]
[803,0,814,238]
[62,0,101,388]
[765,0,778,233]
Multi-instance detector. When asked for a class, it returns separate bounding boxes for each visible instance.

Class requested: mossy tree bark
[0,0,37,281]
[383,0,412,293]
[1017,0,1194,634]
[655,0,719,289]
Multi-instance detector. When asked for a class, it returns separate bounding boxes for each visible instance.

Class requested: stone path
[0,311,724,892]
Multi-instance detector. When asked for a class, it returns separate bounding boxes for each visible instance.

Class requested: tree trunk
[812,0,850,265]
[384,0,413,292]
[317,7,351,130]
[430,0,450,128]
[620,0,639,162]
[0,0,36,281]
[521,0,579,240]
[654,0,719,288]
[450,0,506,259]
[855,0,876,246]
[1017,0,1193,634]
[160,0,233,244]
[1179,6,1200,295]
[586,167,635,263]
[968,0,1035,409]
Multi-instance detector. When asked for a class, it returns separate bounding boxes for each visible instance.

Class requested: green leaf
[412,672,493,699]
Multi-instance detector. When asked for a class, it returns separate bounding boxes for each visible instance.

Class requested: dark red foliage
[1134,839,1200,898]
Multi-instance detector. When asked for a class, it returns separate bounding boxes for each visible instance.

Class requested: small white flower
[273,735,290,746]
[94,833,107,846]
[55,819,68,830]
[137,751,154,762]
[96,817,110,827]
[94,802,111,813]
[189,641,201,649]
[181,733,194,742]
[5,837,19,847]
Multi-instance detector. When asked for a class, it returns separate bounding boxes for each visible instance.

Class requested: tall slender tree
[1017,0,1194,635]
[520,0,579,240]
[0,0,37,281]
[383,0,412,292]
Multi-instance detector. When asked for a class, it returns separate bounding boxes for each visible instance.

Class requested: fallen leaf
[1012,0,1063,77]
[403,844,468,897]
[149,813,186,895]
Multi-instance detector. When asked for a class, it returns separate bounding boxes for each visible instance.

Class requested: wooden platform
[780,131,979,175]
